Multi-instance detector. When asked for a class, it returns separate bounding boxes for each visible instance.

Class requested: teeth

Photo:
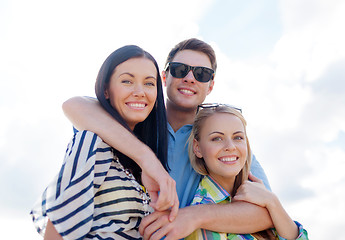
[128,103,145,108]
[180,89,194,95]
[220,157,237,162]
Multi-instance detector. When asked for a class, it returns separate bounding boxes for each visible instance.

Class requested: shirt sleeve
[277,221,309,240]
[294,221,309,240]
[250,154,271,191]
[30,130,112,240]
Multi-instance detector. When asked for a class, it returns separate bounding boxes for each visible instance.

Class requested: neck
[166,100,197,132]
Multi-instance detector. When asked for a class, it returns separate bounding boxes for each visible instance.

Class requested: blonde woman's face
[193,113,248,193]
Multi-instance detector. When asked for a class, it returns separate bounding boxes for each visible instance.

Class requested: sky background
[1,0,344,239]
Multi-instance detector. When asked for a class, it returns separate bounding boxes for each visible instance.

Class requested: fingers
[248,172,263,183]
[232,188,245,202]
[141,164,179,224]
[139,211,159,236]
[148,191,159,207]
[232,179,253,202]
[139,211,170,240]
[154,188,170,211]
[154,178,177,212]
[169,197,179,222]
[152,183,179,222]
[233,176,269,207]
[148,224,171,240]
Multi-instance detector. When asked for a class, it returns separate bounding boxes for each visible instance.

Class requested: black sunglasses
[165,62,215,83]
[197,103,242,114]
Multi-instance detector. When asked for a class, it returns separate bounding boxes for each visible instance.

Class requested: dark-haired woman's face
[105,57,157,130]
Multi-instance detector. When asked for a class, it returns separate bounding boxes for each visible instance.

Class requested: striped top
[30,130,153,240]
[185,176,309,240]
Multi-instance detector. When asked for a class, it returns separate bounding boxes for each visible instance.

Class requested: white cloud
[0,0,213,238]
[0,215,39,240]
[207,1,345,239]
[1,0,344,239]
[275,0,345,83]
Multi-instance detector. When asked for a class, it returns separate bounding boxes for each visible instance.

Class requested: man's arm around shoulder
[140,201,273,240]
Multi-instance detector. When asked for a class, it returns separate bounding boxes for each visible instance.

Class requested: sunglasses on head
[197,103,242,114]
[165,62,215,83]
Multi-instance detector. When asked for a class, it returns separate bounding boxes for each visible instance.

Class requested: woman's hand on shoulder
[141,159,179,222]
[233,172,276,208]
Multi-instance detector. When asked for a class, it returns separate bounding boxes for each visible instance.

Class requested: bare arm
[234,173,299,239]
[198,201,272,233]
[62,96,155,165]
[139,202,273,240]
[44,219,63,240]
[265,195,299,239]
[62,96,179,219]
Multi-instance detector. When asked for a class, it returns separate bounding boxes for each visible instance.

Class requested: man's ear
[207,79,215,95]
[162,71,167,87]
[193,139,203,158]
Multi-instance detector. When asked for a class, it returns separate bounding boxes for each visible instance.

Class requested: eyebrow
[208,130,244,136]
[119,72,156,80]
[208,131,224,136]
[233,131,244,135]
[119,72,134,77]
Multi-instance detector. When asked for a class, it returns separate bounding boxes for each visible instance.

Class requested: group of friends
[30,38,309,240]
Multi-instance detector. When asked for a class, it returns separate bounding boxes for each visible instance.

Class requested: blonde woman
[186,103,309,240]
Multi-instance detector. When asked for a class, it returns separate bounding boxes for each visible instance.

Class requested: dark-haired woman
[30,45,178,240]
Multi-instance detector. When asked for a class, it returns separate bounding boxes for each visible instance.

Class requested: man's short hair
[165,38,217,72]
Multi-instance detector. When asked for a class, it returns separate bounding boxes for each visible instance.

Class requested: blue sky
[200,0,282,59]
[1,0,345,239]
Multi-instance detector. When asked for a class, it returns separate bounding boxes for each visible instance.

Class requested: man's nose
[183,70,195,83]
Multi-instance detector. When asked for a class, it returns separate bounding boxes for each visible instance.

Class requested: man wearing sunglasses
[63,38,272,239]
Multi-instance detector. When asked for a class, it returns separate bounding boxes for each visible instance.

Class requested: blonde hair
[188,105,252,196]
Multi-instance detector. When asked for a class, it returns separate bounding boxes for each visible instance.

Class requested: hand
[141,160,179,222]
[139,207,198,240]
[233,172,274,208]
[235,174,299,239]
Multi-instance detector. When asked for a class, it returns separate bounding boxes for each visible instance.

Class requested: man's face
[163,50,214,111]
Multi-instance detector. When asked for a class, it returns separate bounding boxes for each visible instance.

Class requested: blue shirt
[167,123,271,208]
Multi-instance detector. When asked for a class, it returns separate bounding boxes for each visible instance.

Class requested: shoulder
[70,130,111,150]
[73,130,103,143]
[64,130,114,169]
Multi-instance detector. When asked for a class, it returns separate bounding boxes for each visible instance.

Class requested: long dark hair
[95,45,168,180]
